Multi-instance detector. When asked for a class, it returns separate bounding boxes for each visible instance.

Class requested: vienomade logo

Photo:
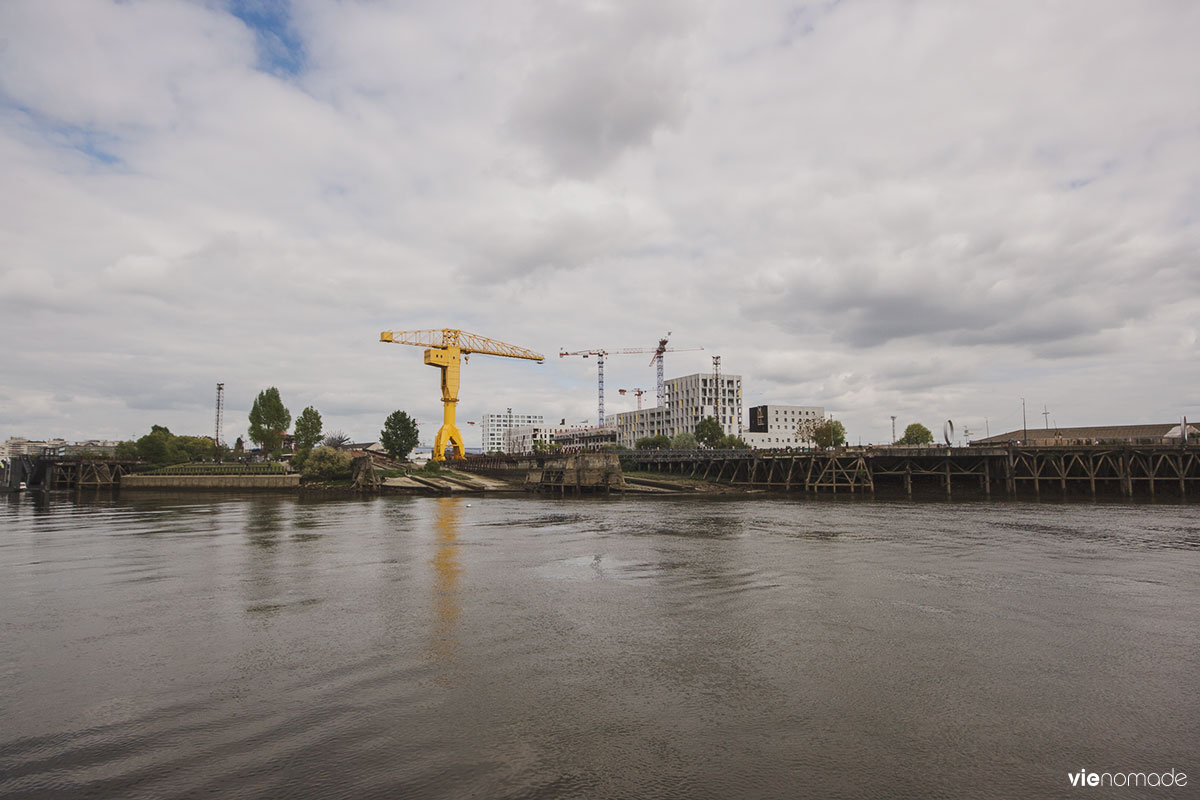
[1068,769,1187,788]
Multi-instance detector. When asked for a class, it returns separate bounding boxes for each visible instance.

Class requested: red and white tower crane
[618,388,649,410]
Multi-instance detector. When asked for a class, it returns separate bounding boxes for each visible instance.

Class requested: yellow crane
[379,328,545,461]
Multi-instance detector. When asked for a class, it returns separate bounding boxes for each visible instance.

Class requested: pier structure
[461,452,624,495]
[630,445,1200,499]
[3,455,138,491]
[45,458,137,489]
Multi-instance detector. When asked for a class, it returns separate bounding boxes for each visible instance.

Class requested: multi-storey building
[553,426,618,452]
[504,422,578,455]
[608,372,743,448]
[1,437,69,459]
[743,404,826,449]
[481,410,544,454]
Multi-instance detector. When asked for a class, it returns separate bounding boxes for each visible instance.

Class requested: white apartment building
[1,437,69,460]
[481,410,544,454]
[608,372,743,448]
[504,422,589,455]
[552,426,619,452]
[1,438,126,461]
[743,404,826,449]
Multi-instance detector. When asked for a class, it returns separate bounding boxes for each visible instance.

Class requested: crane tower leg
[425,346,467,461]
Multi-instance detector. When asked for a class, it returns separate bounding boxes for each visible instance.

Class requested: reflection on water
[0,495,1197,799]
[430,497,463,674]
[245,498,285,548]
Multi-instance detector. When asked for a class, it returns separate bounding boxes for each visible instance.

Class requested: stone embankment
[121,474,300,490]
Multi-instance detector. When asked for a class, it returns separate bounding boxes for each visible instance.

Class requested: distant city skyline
[2,1,1197,446]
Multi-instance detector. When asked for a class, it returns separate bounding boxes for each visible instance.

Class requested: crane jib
[380,329,544,362]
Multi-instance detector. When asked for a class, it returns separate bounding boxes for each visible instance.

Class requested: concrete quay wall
[122,474,300,491]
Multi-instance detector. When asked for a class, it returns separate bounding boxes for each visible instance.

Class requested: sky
[1,0,1197,448]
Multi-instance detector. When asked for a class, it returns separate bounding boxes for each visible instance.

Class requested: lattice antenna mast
[214,383,224,459]
[712,355,722,432]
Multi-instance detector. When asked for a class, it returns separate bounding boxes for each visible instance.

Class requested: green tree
[812,418,847,449]
[694,416,724,448]
[717,434,750,449]
[301,446,354,481]
[178,435,215,462]
[234,436,244,454]
[671,432,699,450]
[248,387,291,456]
[136,425,174,466]
[114,440,139,460]
[294,406,323,453]
[897,422,934,445]
[636,434,672,450]
[133,426,211,467]
[380,410,420,460]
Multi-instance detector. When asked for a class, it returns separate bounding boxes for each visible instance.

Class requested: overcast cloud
[1,0,1197,447]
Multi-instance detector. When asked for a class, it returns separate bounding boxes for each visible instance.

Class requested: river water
[1,493,1197,799]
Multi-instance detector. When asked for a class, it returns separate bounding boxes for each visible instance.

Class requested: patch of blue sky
[781,0,842,46]
[229,0,306,77]
[1,99,123,167]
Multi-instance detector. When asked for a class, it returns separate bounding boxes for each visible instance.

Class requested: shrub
[301,447,353,481]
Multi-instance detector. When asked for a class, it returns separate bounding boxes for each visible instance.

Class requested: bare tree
[795,417,819,445]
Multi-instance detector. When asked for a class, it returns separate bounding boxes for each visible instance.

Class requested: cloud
[509,1,696,176]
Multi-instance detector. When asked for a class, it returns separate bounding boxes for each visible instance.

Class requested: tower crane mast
[649,332,675,407]
[380,328,544,461]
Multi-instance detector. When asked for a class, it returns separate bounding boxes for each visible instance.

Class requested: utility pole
[890,415,896,444]
[1042,405,1050,429]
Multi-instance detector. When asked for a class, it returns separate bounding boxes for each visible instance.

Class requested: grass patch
[375,468,410,479]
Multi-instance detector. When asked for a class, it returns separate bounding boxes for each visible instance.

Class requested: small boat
[17,481,27,491]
